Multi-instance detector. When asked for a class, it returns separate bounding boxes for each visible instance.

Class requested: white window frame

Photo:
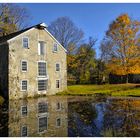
[22,37,29,49]
[37,79,48,92]
[21,105,28,116]
[37,61,47,77]
[21,125,28,137]
[20,80,28,91]
[53,43,58,52]
[56,117,62,128]
[55,62,61,72]
[38,116,48,133]
[56,79,60,89]
[21,60,28,72]
[38,41,46,55]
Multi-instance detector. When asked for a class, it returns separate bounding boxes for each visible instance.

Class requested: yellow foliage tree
[101,14,140,82]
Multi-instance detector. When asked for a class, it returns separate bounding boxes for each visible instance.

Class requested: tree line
[0,4,140,84]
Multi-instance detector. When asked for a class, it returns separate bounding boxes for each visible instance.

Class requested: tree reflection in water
[1,96,140,137]
[68,97,140,137]
[103,98,140,137]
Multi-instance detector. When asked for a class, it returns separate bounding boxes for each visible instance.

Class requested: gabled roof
[0,23,40,44]
[0,23,67,52]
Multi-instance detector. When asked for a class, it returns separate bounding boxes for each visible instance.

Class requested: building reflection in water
[6,96,140,137]
[8,96,68,137]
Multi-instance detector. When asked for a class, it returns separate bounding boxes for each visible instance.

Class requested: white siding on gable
[38,41,45,55]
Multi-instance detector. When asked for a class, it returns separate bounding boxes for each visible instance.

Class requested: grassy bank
[57,84,140,97]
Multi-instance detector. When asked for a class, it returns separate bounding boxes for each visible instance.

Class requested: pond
[0,95,140,137]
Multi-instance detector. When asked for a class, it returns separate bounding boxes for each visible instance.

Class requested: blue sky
[19,3,140,57]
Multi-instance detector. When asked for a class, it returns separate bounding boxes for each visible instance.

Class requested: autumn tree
[70,37,96,84]
[101,14,140,83]
[48,16,84,53]
[0,3,30,36]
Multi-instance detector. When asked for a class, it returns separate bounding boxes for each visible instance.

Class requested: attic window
[53,43,58,52]
[23,37,29,48]
[38,41,45,55]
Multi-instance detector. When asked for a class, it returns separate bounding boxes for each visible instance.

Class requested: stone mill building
[0,23,67,100]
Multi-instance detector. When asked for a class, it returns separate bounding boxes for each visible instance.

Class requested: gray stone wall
[8,28,67,99]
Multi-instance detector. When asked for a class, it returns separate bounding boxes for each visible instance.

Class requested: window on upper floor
[38,41,45,55]
[23,37,29,48]
[21,60,27,72]
[21,126,28,137]
[38,80,48,91]
[38,116,48,133]
[53,43,58,52]
[21,80,28,91]
[21,106,28,116]
[56,63,60,72]
[38,62,47,76]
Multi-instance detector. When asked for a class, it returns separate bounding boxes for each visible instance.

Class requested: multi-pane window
[38,62,47,76]
[56,80,60,88]
[21,106,28,116]
[56,118,61,127]
[38,102,48,114]
[56,102,61,110]
[21,61,27,72]
[21,126,28,137]
[38,116,48,133]
[23,37,29,48]
[56,63,60,71]
[38,80,47,91]
[53,43,58,52]
[21,80,28,91]
[38,41,45,55]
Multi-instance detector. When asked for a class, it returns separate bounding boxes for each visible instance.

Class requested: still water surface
[1,96,140,137]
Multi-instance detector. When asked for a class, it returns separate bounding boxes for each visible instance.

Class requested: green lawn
[57,84,140,97]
